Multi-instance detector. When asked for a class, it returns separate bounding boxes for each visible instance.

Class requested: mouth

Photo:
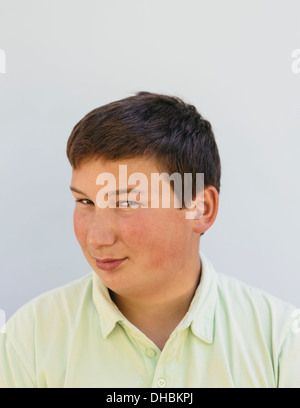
[95,257,128,271]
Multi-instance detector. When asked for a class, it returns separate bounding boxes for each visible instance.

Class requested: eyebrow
[69,186,146,196]
[70,186,87,195]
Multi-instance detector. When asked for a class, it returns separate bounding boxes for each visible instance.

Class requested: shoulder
[215,271,297,347]
[216,271,296,312]
[0,273,95,387]
[7,273,93,326]
[32,272,94,315]
[4,273,94,350]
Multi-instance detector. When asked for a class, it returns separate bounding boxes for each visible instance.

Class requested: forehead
[71,156,162,184]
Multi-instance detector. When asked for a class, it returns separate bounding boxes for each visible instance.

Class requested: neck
[109,258,202,349]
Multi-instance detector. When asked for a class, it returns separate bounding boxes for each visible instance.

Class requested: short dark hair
[66,91,221,208]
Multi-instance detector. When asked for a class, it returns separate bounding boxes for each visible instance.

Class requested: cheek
[73,209,89,246]
[127,211,189,267]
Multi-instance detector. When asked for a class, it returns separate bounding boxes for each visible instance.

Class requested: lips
[95,257,127,271]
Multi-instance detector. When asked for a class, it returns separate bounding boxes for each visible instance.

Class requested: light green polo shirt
[0,252,299,388]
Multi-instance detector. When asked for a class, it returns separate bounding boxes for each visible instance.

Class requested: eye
[117,200,140,208]
[75,199,94,205]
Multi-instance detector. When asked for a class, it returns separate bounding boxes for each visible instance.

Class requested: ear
[192,186,219,234]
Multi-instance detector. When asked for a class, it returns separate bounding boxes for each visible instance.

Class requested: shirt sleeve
[0,333,37,388]
[277,310,300,388]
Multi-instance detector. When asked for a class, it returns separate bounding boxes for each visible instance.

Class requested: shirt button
[157,378,166,388]
[146,348,156,358]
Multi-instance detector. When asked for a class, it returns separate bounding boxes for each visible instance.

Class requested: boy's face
[70,157,203,299]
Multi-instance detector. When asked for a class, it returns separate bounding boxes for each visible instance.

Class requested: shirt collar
[92,273,126,339]
[186,251,218,344]
[92,251,218,343]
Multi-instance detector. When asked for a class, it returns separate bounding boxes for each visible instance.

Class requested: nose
[87,210,117,249]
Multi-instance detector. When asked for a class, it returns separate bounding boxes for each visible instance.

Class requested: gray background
[0,0,299,320]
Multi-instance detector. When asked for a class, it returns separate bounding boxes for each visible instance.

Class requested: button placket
[157,377,167,388]
[146,348,156,358]
[151,334,179,388]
